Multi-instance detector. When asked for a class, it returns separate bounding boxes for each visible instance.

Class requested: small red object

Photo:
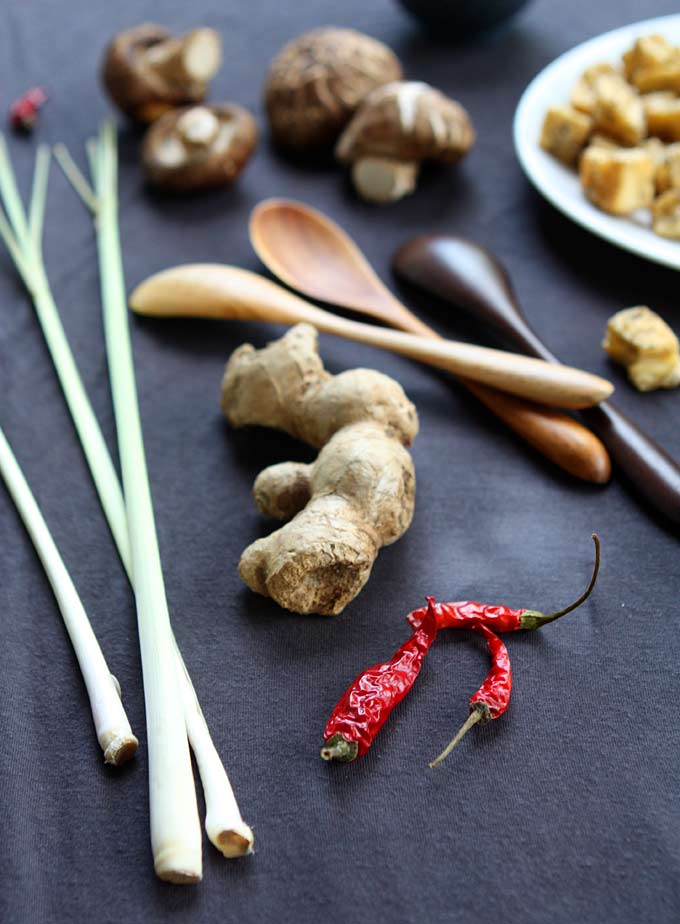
[321,597,438,763]
[408,599,526,633]
[429,623,512,767]
[9,87,47,133]
[407,534,600,634]
[468,624,512,720]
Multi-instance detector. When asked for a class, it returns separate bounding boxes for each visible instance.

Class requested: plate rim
[513,12,680,272]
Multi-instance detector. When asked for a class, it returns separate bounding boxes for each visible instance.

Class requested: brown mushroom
[264,27,402,152]
[335,81,475,203]
[102,23,223,123]
[142,104,257,191]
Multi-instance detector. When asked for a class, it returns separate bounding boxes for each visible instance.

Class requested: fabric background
[0,1,678,922]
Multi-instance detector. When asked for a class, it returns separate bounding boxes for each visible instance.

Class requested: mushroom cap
[264,27,402,151]
[102,23,212,123]
[336,81,475,165]
[142,104,258,191]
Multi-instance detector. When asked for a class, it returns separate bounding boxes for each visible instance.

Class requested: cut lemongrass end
[93,121,202,882]
[103,731,140,767]
[214,825,255,858]
[154,848,203,885]
[0,425,137,766]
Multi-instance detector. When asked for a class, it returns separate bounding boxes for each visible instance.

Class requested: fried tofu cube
[540,105,593,164]
[571,63,619,115]
[654,142,680,192]
[652,187,680,238]
[580,146,655,214]
[591,73,646,145]
[603,305,680,391]
[588,133,621,151]
[642,136,667,166]
[643,92,680,141]
[631,56,680,93]
[623,35,675,83]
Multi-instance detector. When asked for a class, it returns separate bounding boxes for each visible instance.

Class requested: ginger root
[221,324,418,615]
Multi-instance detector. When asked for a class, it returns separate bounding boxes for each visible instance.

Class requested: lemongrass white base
[0,425,137,765]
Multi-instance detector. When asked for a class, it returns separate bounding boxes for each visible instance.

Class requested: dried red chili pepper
[430,623,511,768]
[408,534,600,634]
[321,597,438,763]
[9,87,47,133]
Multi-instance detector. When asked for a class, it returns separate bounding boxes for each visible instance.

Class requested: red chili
[321,597,438,763]
[9,87,47,133]
[408,534,600,634]
[430,623,511,768]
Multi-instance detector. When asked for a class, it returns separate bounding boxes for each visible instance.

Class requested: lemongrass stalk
[0,139,130,565]
[0,138,251,856]
[177,656,254,857]
[0,424,138,765]
[53,144,99,215]
[55,136,254,860]
[93,121,202,884]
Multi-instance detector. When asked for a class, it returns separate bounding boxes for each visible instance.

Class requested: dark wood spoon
[393,235,680,527]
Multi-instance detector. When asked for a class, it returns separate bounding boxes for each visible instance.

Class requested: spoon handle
[382,306,610,482]
[130,264,613,410]
[393,235,680,526]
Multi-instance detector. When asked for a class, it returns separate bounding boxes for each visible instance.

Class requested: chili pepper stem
[520,533,600,630]
[429,703,490,769]
[320,733,359,763]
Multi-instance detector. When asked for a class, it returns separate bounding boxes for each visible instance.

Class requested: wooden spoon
[392,234,680,527]
[129,263,612,410]
[249,198,611,483]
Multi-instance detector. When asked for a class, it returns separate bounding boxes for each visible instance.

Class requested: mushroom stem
[351,156,418,203]
[144,28,222,86]
[176,106,220,147]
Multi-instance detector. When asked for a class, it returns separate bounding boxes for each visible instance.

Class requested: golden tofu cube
[540,105,593,164]
[592,73,646,145]
[641,136,667,166]
[631,56,680,93]
[580,147,655,215]
[588,133,621,151]
[571,63,619,114]
[654,142,680,192]
[652,187,680,238]
[603,305,680,391]
[623,35,675,82]
[643,92,680,141]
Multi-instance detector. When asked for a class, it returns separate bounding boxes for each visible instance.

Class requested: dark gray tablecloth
[0,1,678,921]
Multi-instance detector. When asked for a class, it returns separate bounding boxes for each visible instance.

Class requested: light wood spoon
[248,198,611,482]
[130,263,612,410]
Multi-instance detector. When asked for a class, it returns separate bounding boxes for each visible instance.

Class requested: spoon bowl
[250,199,433,336]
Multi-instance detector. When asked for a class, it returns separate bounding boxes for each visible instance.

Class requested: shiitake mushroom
[141,104,257,191]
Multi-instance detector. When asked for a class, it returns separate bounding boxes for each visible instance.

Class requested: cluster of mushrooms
[265,27,475,202]
[102,23,475,203]
[102,24,257,191]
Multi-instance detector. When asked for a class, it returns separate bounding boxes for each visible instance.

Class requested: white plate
[513,13,680,270]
